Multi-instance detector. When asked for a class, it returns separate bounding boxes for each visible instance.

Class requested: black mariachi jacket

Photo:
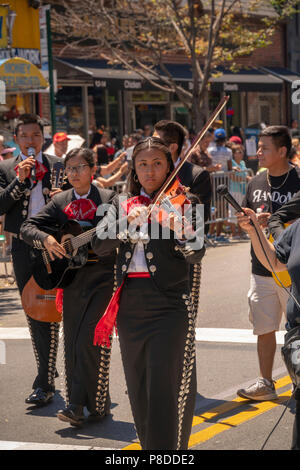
[0,153,64,235]
[177,161,211,223]
[92,193,206,293]
[20,184,115,250]
[268,189,300,240]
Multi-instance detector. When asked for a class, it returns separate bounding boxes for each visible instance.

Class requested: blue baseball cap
[214,128,226,139]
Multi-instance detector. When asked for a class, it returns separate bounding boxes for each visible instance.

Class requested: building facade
[0,0,49,141]
[6,1,298,148]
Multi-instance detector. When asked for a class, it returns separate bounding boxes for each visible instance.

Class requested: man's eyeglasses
[65,164,90,176]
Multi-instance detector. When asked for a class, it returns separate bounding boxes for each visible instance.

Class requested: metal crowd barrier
[206,169,254,225]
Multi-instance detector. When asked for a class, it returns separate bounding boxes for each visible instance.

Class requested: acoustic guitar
[29,220,97,290]
[21,276,61,322]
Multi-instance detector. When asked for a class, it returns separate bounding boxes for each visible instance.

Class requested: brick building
[39,1,300,145]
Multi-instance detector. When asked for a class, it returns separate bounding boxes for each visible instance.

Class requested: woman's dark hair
[127,137,174,195]
[64,147,95,168]
[259,126,292,158]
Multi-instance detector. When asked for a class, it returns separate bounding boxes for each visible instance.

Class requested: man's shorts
[248,273,290,336]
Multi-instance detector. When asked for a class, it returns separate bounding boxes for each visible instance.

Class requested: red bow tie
[121,195,151,215]
[14,160,48,182]
[63,198,97,221]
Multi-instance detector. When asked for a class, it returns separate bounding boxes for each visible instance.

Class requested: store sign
[223,83,238,91]
[0,48,40,66]
[132,91,168,102]
[124,80,142,89]
[0,57,48,92]
[94,79,107,88]
[0,6,9,48]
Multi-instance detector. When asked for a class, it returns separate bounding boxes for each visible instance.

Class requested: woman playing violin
[92,137,205,450]
[20,147,116,426]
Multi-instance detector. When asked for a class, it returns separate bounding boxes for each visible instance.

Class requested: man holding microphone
[0,114,64,407]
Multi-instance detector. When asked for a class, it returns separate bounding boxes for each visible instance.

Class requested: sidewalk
[0,260,26,327]
[0,258,15,285]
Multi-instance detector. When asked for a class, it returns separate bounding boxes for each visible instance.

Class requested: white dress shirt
[127,188,150,273]
[21,151,45,218]
[73,188,91,200]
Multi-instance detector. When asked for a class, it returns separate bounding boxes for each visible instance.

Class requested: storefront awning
[54,58,285,93]
[211,68,283,92]
[0,57,49,93]
[259,66,300,84]
[54,57,157,90]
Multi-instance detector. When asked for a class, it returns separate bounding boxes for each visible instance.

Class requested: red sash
[93,272,150,348]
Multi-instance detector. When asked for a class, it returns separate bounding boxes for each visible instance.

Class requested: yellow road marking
[188,390,292,448]
[122,375,292,450]
[192,374,292,426]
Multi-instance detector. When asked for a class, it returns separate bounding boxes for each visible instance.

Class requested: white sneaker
[237,378,278,401]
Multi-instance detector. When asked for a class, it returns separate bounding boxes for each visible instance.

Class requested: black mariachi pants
[11,238,59,392]
[62,261,113,414]
[291,392,300,449]
[117,277,197,450]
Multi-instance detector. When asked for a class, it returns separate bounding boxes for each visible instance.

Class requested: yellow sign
[0,5,9,48]
[0,0,40,49]
[0,57,48,92]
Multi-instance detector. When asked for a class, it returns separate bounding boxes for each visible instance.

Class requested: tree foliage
[51,0,300,127]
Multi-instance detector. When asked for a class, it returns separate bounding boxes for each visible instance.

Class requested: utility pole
[46,6,56,134]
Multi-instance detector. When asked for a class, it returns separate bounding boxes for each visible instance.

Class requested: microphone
[216,184,248,215]
[28,147,36,181]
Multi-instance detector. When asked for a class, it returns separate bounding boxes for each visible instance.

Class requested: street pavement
[0,240,296,452]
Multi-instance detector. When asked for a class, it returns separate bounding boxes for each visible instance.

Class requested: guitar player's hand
[44,235,67,260]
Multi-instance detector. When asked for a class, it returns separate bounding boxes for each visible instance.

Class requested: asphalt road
[0,240,295,452]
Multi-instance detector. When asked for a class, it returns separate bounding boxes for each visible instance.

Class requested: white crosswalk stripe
[0,327,286,343]
[0,440,116,450]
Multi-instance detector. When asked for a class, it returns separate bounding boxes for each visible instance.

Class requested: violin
[148,95,230,228]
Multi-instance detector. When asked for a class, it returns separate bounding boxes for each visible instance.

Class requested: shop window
[171,105,191,129]
[89,87,105,132]
[135,104,167,129]
[247,92,280,127]
[55,86,83,135]
[88,87,120,139]
[108,90,120,137]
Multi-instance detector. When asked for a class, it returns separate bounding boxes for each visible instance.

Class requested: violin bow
[149,95,230,214]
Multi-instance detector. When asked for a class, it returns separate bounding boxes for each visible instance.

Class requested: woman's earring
[133,173,139,183]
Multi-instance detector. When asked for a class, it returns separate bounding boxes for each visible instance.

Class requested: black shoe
[57,404,84,427]
[87,409,110,422]
[25,388,54,406]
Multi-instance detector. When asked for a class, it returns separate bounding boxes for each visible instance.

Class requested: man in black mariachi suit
[0,114,64,406]
[153,120,211,314]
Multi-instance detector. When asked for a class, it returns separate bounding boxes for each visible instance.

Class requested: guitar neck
[70,227,97,251]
